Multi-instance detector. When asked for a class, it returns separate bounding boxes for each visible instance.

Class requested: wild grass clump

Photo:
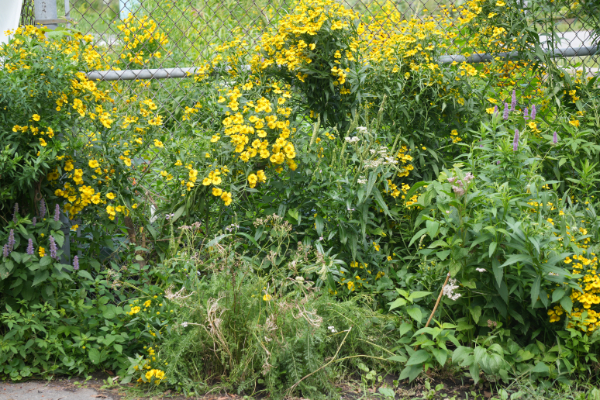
[157,242,400,399]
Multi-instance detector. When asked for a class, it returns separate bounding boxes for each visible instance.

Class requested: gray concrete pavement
[0,381,114,400]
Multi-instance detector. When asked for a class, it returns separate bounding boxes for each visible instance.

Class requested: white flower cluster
[328,326,337,333]
[345,136,360,143]
[357,177,368,184]
[443,278,461,301]
[356,126,369,134]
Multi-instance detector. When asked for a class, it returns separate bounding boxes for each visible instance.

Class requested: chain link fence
[19,0,600,185]
[19,0,600,138]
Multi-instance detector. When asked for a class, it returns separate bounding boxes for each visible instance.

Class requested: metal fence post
[34,0,58,29]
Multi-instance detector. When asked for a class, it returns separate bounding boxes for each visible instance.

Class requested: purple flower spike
[54,204,60,222]
[13,203,19,223]
[49,235,58,260]
[40,199,46,218]
[32,217,37,227]
[511,90,517,111]
[513,129,520,151]
[503,102,509,120]
[73,256,79,270]
[27,239,34,255]
[8,229,15,251]
[553,131,558,144]
[2,244,9,258]
[494,105,498,115]
[523,107,529,120]
[531,104,536,120]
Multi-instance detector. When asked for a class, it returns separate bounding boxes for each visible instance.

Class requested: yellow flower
[89,160,99,168]
[175,160,182,166]
[154,139,164,148]
[106,192,116,200]
[39,138,47,147]
[38,247,45,257]
[263,294,272,301]
[32,114,40,121]
[496,0,505,6]
[569,120,580,128]
[144,300,151,307]
[212,187,223,196]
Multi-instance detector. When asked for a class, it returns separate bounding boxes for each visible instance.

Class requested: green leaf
[406,306,422,322]
[408,291,432,302]
[489,242,497,257]
[531,276,541,307]
[89,348,101,364]
[470,306,482,324]
[32,270,49,287]
[171,205,186,223]
[500,254,532,268]
[78,270,94,281]
[552,288,565,303]
[560,296,573,314]
[39,256,52,267]
[399,364,422,382]
[10,252,22,263]
[431,348,448,366]
[287,208,299,221]
[399,322,412,336]
[409,228,427,247]
[531,362,549,374]
[387,355,407,363]
[426,220,439,240]
[206,234,230,248]
[114,344,123,354]
[389,297,407,311]
[315,215,324,235]
[406,349,431,366]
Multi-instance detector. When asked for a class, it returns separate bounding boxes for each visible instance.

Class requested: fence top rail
[85,45,599,81]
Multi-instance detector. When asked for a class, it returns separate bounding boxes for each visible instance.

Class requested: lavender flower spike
[40,199,46,218]
[49,235,58,260]
[503,102,509,120]
[513,129,520,151]
[54,204,60,222]
[13,203,19,223]
[523,107,529,120]
[32,217,37,227]
[2,244,9,258]
[531,104,536,120]
[511,89,517,111]
[493,105,498,115]
[553,131,558,144]
[73,256,79,270]
[27,239,34,255]
[8,229,15,251]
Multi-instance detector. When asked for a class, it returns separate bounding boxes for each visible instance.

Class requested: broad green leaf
[426,220,439,240]
[389,297,407,311]
[408,291,432,301]
[552,288,565,303]
[32,270,49,287]
[406,306,422,322]
[470,306,482,324]
[406,349,431,366]
[88,348,101,364]
[171,205,186,223]
[431,348,448,366]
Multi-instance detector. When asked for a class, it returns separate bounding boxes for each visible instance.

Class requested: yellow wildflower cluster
[547,219,600,332]
[2,25,174,222]
[116,14,168,66]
